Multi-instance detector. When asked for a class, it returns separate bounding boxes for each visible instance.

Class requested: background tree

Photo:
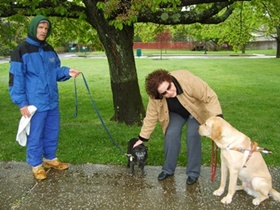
[1,0,248,125]
[171,0,279,56]
[134,23,158,42]
[48,18,100,51]
[180,2,259,53]
[155,28,173,59]
[213,2,256,53]
[252,0,280,58]
[0,15,29,55]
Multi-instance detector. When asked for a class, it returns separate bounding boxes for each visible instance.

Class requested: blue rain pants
[26,108,60,167]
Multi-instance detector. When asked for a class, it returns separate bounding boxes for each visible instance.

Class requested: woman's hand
[133,140,143,148]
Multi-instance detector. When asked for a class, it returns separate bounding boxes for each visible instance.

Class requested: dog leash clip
[126,153,134,161]
[257,147,272,154]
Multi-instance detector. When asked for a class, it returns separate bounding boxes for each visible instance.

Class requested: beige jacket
[139,70,222,140]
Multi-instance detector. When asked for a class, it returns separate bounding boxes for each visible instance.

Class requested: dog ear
[211,120,222,140]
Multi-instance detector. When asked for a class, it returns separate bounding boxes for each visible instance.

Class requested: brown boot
[32,165,47,180]
[43,158,69,170]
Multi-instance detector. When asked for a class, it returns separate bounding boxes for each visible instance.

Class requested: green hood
[28,15,52,41]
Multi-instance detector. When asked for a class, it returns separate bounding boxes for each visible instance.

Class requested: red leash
[211,141,219,182]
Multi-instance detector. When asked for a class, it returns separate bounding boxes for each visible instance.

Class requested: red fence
[133,42,196,50]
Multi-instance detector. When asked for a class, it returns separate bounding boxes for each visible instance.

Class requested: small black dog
[127,138,148,176]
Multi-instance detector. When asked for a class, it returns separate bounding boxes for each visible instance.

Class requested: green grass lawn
[138,49,277,56]
[1,56,279,168]
[77,49,277,57]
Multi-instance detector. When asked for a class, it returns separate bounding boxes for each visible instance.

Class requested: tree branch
[0,0,85,18]
[180,0,235,6]
[138,2,233,25]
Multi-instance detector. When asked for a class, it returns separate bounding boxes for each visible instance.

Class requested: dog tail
[270,188,280,202]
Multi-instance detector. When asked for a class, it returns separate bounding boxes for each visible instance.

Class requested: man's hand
[20,106,31,118]
[69,69,80,78]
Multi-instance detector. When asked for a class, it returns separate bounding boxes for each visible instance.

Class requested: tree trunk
[241,44,246,54]
[276,26,280,58]
[104,25,146,125]
[85,1,146,125]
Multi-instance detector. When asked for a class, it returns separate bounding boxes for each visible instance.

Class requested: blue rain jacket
[9,16,71,112]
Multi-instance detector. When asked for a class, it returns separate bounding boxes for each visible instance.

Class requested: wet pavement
[1,161,280,210]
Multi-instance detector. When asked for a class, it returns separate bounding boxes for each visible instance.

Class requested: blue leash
[74,73,128,157]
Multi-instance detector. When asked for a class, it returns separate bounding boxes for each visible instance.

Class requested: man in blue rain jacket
[9,15,80,180]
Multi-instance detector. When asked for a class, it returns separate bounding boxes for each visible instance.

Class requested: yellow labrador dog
[199,116,280,205]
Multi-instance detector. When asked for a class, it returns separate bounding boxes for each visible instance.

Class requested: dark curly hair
[145,69,172,99]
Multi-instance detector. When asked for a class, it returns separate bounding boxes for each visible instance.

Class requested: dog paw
[213,189,224,196]
[252,198,261,206]
[221,196,232,204]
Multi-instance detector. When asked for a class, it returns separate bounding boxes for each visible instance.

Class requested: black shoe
[158,171,173,181]
[187,176,198,185]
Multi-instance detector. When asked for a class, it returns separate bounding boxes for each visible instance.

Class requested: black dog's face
[133,145,147,161]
